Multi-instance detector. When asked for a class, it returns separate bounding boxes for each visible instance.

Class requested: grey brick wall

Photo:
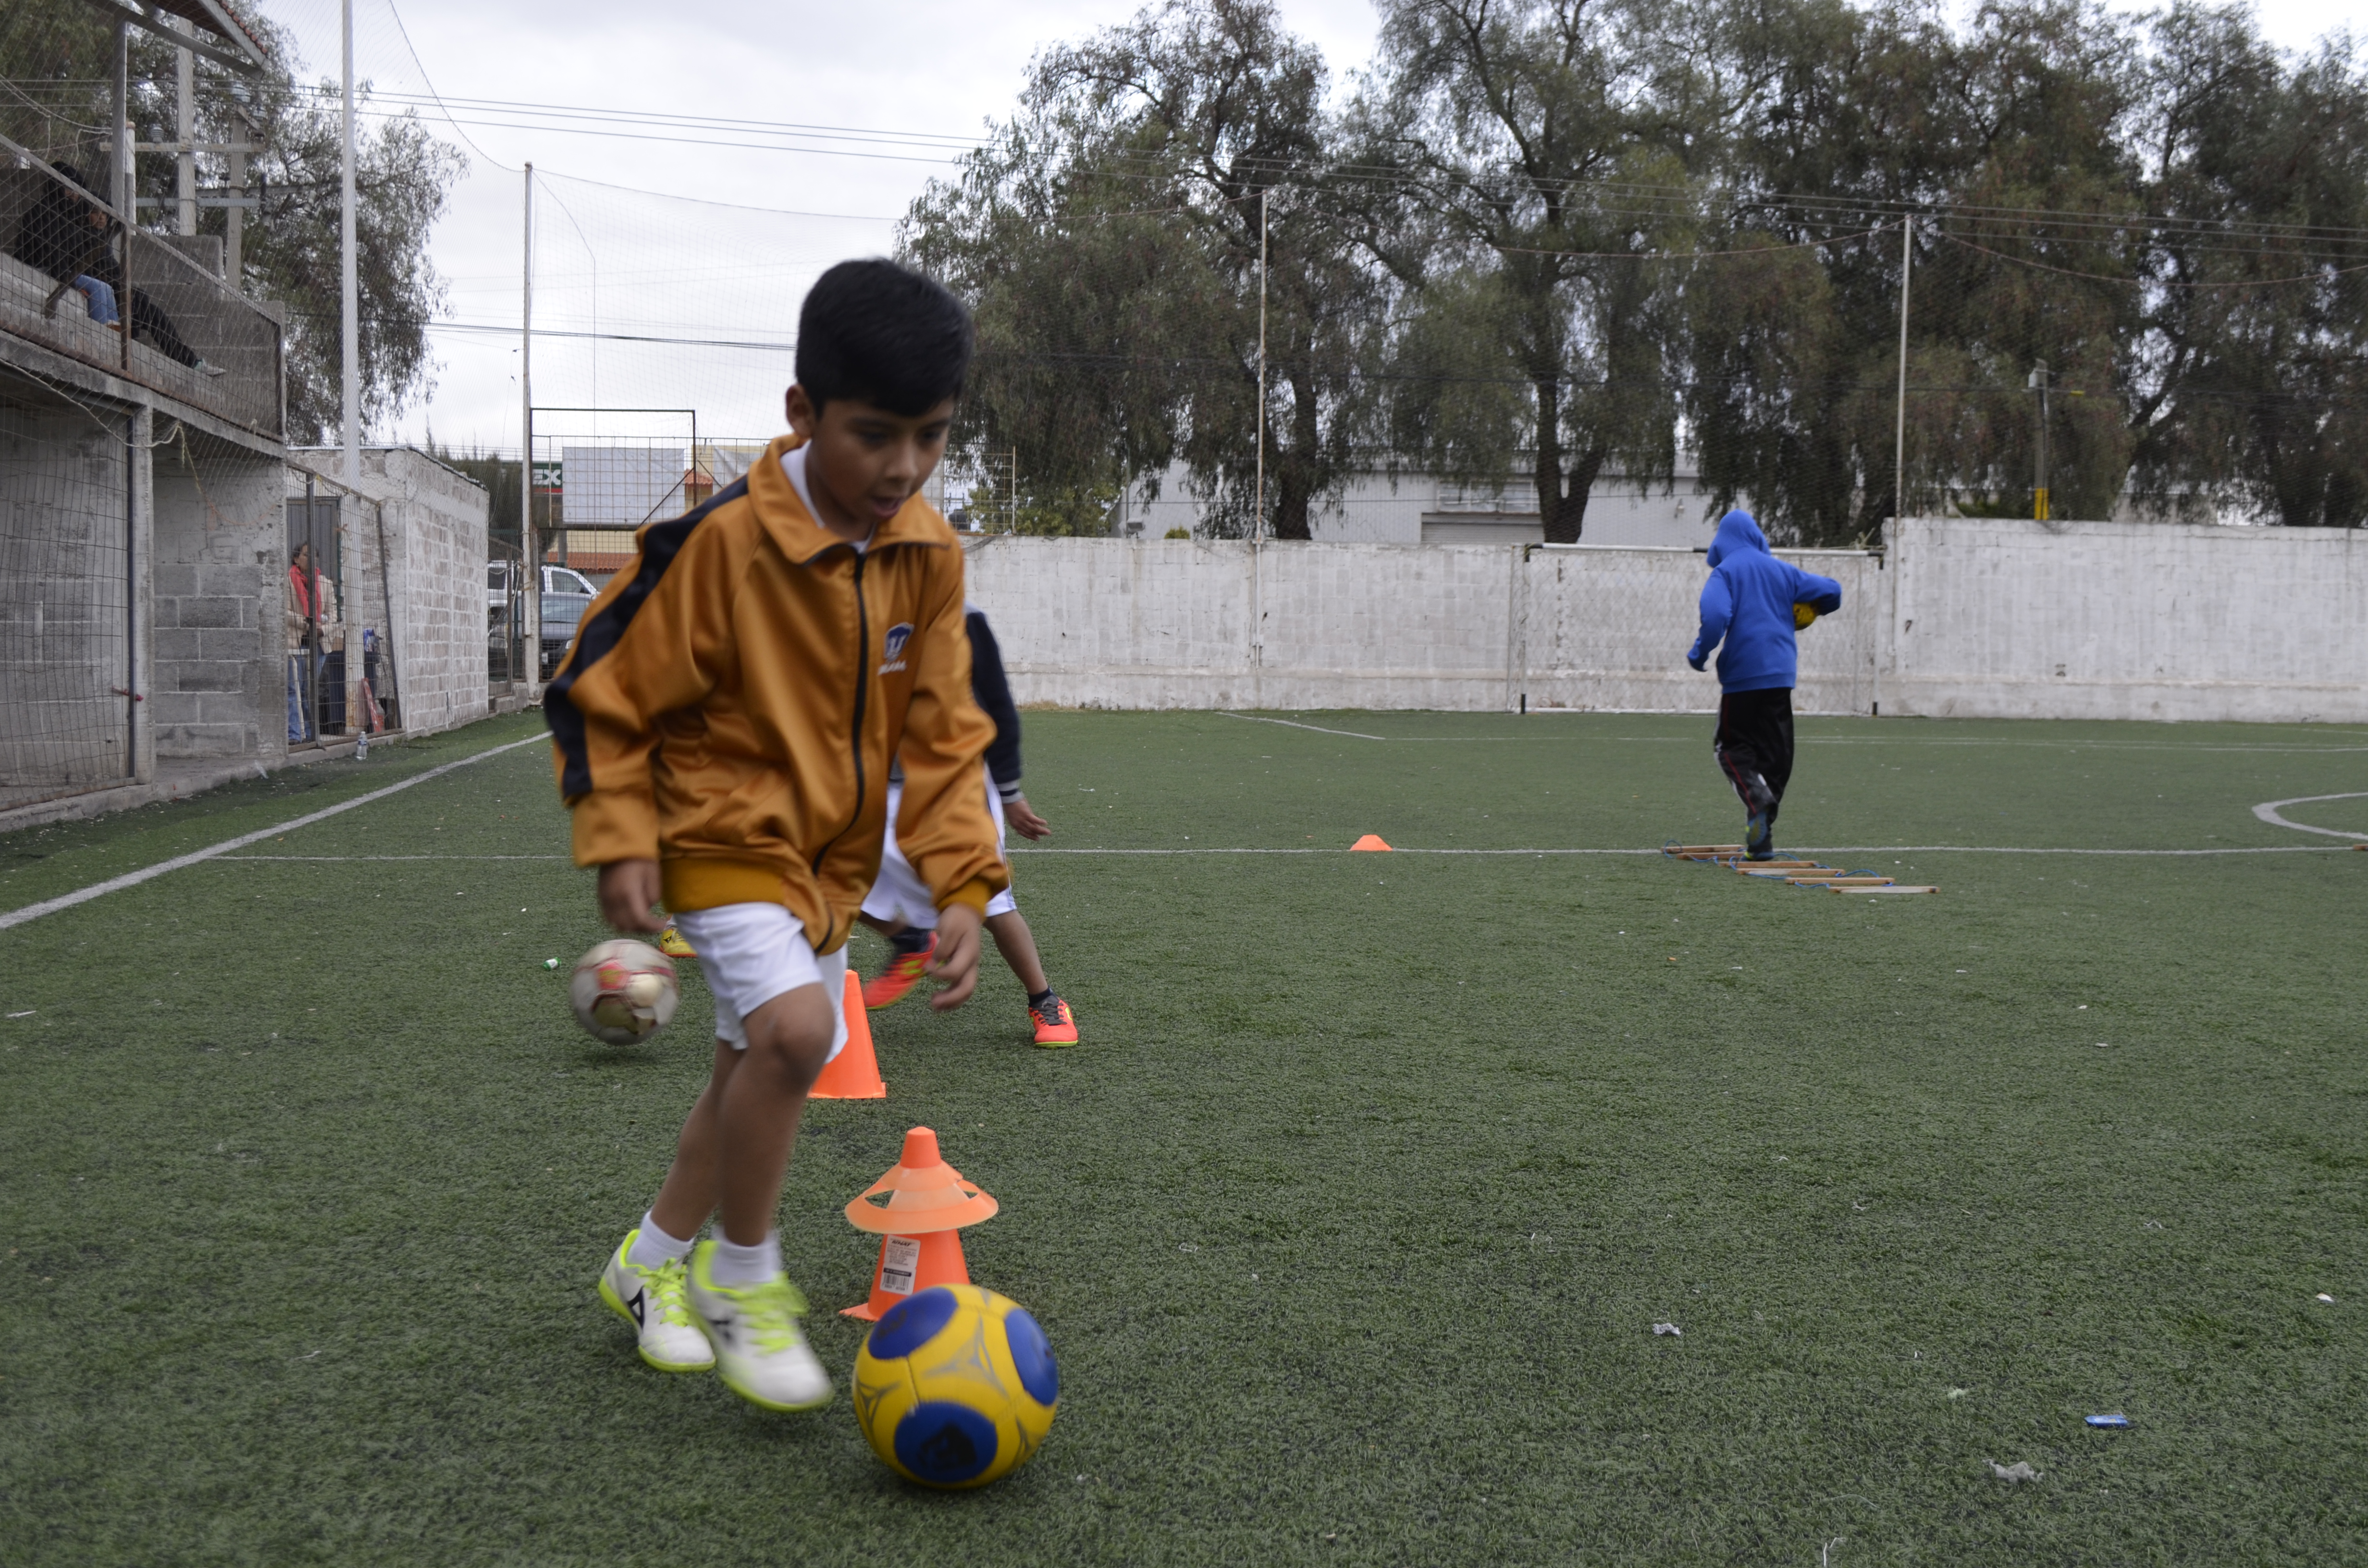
[152,437,284,759]
[290,448,489,738]
[0,396,134,801]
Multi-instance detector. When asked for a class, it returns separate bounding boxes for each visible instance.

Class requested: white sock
[626,1212,695,1269]
[709,1232,783,1288]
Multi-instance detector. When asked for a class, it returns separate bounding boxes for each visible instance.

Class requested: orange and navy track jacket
[544,432,1006,955]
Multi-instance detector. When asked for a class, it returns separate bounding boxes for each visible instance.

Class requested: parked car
[485,560,602,677]
[534,564,600,674]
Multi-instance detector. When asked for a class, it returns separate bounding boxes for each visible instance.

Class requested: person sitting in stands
[9,162,222,376]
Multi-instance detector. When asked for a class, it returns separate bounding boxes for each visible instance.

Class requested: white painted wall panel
[962,521,2365,722]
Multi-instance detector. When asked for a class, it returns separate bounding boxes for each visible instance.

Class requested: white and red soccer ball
[569,939,679,1045]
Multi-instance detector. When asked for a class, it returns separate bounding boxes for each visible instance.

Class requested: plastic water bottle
[356,728,369,760]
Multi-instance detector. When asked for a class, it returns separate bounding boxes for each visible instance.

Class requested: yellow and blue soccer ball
[852,1284,1056,1488]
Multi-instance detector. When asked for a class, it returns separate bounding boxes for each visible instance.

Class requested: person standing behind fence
[1685,510,1842,862]
[284,542,336,742]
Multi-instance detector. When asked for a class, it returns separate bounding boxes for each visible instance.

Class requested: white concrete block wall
[1522,547,1883,714]
[964,522,2363,722]
[1884,518,2368,723]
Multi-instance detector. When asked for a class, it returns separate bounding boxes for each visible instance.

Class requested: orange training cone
[841,1126,999,1320]
[808,969,887,1100]
[1351,834,1392,851]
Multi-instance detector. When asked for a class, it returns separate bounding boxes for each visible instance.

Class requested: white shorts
[669,903,848,1059]
[860,768,1016,930]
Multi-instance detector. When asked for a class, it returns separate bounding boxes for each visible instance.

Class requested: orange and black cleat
[861,931,937,1010]
[1028,992,1079,1048]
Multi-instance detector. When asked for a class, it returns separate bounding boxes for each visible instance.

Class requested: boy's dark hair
[795,259,972,416]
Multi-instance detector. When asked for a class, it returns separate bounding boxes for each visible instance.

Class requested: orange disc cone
[1351,834,1392,851]
[842,1228,973,1321]
[809,969,886,1100]
[842,1127,999,1318]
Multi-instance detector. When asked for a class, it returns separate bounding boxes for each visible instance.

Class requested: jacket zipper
[810,547,869,947]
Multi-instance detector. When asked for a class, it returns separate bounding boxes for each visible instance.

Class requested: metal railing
[0,162,283,440]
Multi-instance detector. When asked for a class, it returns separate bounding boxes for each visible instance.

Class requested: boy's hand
[1004,794,1051,840]
[925,902,983,1010]
[597,858,665,934]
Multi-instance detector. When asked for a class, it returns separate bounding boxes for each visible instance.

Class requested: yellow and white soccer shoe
[686,1242,833,1412]
[599,1230,715,1373]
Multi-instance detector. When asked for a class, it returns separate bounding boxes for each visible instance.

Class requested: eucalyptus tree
[2131,4,2368,527]
[903,0,1385,538]
[1352,0,1797,541]
[1702,0,2146,539]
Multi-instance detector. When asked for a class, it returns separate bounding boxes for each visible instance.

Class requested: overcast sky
[252,0,2349,454]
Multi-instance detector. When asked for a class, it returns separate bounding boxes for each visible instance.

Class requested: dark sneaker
[1744,811,1774,861]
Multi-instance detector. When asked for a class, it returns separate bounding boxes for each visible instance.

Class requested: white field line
[195,840,2360,867]
[1392,735,2368,753]
[1215,712,1386,740]
[1210,722,2368,754]
[0,733,550,932]
[218,854,570,861]
[2250,792,2368,840]
[1007,844,2357,857]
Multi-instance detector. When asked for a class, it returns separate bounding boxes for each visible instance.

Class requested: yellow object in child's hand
[1794,602,1818,630]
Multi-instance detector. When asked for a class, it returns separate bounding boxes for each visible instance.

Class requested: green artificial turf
[2,709,2363,1566]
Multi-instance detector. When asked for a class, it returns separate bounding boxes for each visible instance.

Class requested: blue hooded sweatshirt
[1686,510,1842,694]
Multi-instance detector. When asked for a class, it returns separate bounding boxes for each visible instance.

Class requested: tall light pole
[521,163,535,574]
[1254,187,1269,540]
[1893,217,1912,524]
[173,19,196,236]
[340,0,360,487]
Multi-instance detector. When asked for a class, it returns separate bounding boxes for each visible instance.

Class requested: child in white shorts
[856,606,1076,1046]
[670,903,848,1061]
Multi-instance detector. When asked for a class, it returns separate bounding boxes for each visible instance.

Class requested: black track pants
[1714,686,1794,822]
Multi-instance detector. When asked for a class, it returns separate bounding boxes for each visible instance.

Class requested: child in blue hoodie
[1685,510,1842,860]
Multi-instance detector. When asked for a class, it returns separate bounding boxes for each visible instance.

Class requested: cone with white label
[840,1126,999,1320]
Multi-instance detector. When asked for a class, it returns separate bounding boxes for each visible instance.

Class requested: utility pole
[340,0,360,488]
[1254,187,1269,541]
[173,19,196,236]
[112,17,130,371]
[1893,216,1912,523]
[225,95,251,281]
[521,163,534,569]
[2028,361,2051,521]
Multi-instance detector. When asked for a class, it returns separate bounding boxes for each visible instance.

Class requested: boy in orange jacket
[546,260,1004,1413]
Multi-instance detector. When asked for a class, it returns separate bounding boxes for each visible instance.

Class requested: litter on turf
[1987,1460,2043,1482]
[2085,1414,2133,1428]
[1651,1322,1682,1336]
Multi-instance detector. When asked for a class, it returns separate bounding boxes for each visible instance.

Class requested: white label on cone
[880,1236,921,1296]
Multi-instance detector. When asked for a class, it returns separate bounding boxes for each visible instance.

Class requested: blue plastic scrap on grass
[2085,1414,2133,1428]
